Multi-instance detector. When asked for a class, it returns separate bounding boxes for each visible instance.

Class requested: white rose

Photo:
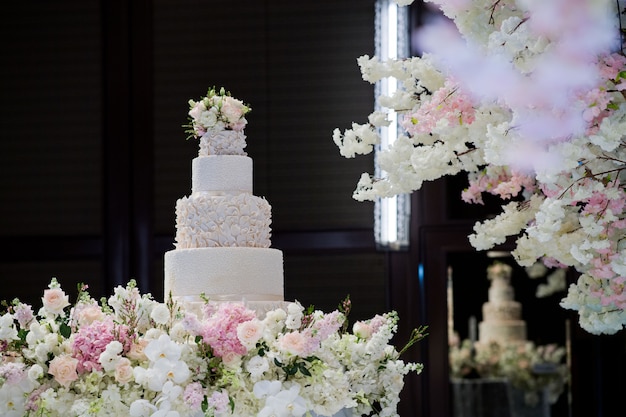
[99,349,120,373]
[28,364,44,381]
[245,355,269,379]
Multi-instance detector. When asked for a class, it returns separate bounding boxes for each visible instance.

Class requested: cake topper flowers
[186,86,251,138]
[186,87,252,156]
[334,0,626,334]
[0,279,426,417]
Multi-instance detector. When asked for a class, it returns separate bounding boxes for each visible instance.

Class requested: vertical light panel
[374,0,410,250]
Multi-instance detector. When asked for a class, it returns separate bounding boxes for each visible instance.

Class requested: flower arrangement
[449,338,568,406]
[334,0,626,334]
[0,279,426,417]
[186,87,251,139]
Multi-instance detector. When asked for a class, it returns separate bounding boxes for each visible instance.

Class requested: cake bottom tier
[478,320,527,344]
[164,247,284,302]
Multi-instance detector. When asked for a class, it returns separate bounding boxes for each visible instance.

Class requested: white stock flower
[150,304,170,325]
[0,314,18,341]
[285,303,303,330]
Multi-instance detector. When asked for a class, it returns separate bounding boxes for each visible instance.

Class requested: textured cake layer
[482,301,522,321]
[479,320,527,344]
[192,155,252,193]
[164,247,284,301]
[175,192,272,248]
[199,129,247,156]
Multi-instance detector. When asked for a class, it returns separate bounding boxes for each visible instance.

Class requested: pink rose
[221,97,247,126]
[114,357,134,384]
[278,331,306,356]
[42,288,70,315]
[127,339,149,361]
[237,319,264,349]
[221,350,242,368]
[75,304,105,327]
[353,321,373,339]
[48,354,79,387]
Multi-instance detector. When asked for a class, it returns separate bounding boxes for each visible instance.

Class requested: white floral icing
[199,129,247,156]
[175,192,272,248]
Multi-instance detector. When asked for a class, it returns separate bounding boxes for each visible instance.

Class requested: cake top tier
[186,87,251,156]
[487,262,512,284]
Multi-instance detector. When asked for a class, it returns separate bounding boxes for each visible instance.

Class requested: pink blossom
[401,80,476,135]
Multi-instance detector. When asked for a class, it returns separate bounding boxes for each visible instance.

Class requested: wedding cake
[164,87,284,308]
[478,262,527,344]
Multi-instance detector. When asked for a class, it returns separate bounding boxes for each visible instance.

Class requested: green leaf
[18,328,28,342]
[299,363,311,376]
[59,323,72,339]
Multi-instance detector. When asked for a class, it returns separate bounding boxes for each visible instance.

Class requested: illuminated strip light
[375,0,409,250]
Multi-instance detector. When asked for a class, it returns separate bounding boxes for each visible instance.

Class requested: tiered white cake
[164,89,284,307]
[478,262,527,344]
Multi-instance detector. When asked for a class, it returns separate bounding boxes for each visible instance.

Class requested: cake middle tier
[192,155,252,193]
[164,247,284,301]
[482,301,522,321]
[175,192,272,248]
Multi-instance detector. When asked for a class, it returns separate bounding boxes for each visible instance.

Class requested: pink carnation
[200,303,256,357]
